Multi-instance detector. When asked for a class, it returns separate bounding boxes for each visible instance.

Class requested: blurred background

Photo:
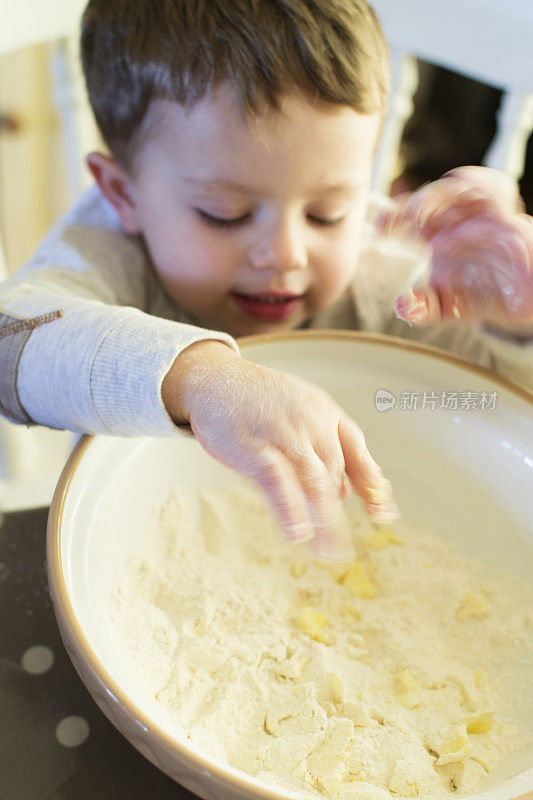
[391,62,533,209]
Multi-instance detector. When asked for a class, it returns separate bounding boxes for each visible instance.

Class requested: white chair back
[370,0,533,192]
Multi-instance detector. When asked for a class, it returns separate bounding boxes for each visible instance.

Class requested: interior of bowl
[51,332,533,800]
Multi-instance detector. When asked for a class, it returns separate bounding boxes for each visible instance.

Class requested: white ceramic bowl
[47,331,533,800]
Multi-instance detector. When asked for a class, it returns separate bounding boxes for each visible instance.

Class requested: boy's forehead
[140,87,381,185]
[151,86,379,140]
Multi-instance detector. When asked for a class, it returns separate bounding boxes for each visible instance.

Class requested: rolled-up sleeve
[14,298,237,436]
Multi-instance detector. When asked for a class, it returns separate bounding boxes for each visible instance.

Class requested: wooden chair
[370,0,533,192]
[0,0,90,509]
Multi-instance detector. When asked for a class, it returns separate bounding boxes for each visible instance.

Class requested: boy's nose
[249,219,308,272]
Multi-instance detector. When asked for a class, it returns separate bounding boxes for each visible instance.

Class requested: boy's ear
[86,152,141,235]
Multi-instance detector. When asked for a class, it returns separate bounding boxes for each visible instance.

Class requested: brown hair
[81,0,389,167]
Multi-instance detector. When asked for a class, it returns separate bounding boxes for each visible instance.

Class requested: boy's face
[117,86,380,337]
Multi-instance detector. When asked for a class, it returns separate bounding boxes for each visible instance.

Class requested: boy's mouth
[231,291,305,321]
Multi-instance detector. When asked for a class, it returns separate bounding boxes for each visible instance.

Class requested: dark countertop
[0,507,200,800]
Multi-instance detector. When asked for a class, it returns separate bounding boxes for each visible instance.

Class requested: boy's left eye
[307,214,345,227]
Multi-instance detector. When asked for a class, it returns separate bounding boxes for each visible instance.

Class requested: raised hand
[379,167,533,333]
[163,341,399,562]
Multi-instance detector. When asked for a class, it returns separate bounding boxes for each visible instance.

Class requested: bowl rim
[47,329,533,799]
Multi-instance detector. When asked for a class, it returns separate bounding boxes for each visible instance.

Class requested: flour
[110,483,533,799]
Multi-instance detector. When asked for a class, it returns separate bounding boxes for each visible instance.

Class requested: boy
[0,0,531,560]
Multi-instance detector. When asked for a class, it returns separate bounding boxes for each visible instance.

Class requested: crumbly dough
[110,483,533,799]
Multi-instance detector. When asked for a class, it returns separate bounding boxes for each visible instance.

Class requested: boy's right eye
[195,209,251,229]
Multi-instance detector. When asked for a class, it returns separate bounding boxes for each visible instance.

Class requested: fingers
[430,215,533,321]
[237,443,315,544]
[239,442,355,562]
[395,283,515,326]
[339,474,352,502]
[444,167,524,215]
[380,183,498,241]
[288,448,356,563]
[395,287,440,324]
[377,167,525,244]
[338,416,400,524]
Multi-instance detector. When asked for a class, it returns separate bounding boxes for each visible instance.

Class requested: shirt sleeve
[0,187,239,435]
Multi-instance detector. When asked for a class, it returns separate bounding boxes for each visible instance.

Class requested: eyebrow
[181,177,361,195]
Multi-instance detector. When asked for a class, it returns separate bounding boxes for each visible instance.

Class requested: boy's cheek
[148,237,225,284]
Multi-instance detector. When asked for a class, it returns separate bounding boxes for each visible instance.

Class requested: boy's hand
[162,340,399,561]
[378,167,533,336]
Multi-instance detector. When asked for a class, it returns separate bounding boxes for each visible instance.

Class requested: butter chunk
[388,759,421,797]
[296,607,330,643]
[467,711,495,734]
[329,672,346,704]
[455,591,491,620]
[340,563,376,599]
[435,726,471,765]
[368,527,404,549]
